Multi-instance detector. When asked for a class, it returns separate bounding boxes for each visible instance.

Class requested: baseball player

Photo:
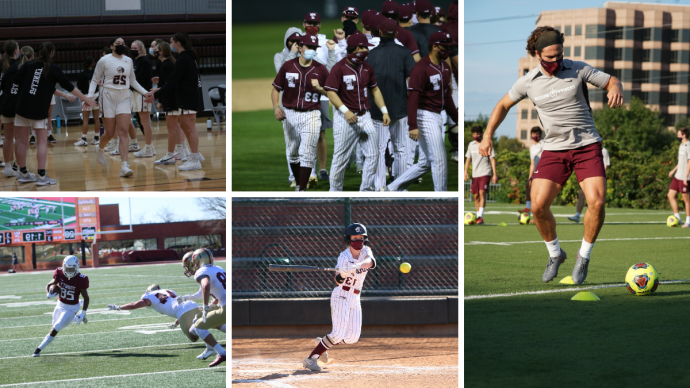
[384,31,458,192]
[302,223,376,372]
[465,126,497,225]
[325,33,390,191]
[272,34,330,191]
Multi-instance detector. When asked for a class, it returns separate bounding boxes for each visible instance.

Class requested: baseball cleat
[567,215,580,223]
[315,337,329,365]
[290,180,296,188]
[307,175,318,189]
[571,252,590,284]
[542,248,567,283]
[197,348,217,360]
[208,354,226,367]
[303,356,322,372]
[319,169,329,181]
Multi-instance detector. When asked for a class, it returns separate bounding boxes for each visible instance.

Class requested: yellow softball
[399,262,411,274]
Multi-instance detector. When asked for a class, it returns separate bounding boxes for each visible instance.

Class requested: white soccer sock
[477,207,485,218]
[526,201,531,209]
[212,343,226,356]
[38,333,55,350]
[219,324,226,333]
[574,212,581,218]
[674,213,681,220]
[545,237,561,258]
[686,217,690,226]
[579,239,595,260]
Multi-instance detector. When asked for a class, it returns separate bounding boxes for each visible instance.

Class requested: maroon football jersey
[407,56,453,113]
[396,26,420,56]
[324,58,378,112]
[273,58,329,111]
[53,267,89,305]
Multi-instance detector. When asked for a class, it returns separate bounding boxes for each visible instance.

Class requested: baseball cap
[342,6,359,17]
[381,1,398,16]
[361,9,380,28]
[428,31,456,46]
[347,32,375,48]
[304,12,321,23]
[435,6,445,16]
[415,0,433,13]
[372,15,388,30]
[379,18,398,35]
[398,4,414,21]
[299,34,320,47]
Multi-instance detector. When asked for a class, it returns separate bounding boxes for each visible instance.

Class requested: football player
[34,256,89,357]
[181,248,226,367]
[106,284,226,367]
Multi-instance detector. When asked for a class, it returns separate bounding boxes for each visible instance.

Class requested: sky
[99,197,225,225]
[464,0,690,139]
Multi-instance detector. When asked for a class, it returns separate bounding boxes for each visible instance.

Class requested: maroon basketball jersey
[273,58,329,111]
[53,267,89,305]
[324,58,377,112]
[407,56,453,113]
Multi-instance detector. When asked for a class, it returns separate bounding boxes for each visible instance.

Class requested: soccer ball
[519,212,530,225]
[464,212,476,225]
[667,215,679,227]
[625,262,659,296]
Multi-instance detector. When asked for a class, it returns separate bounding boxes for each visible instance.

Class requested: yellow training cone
[559,276,575,284]
[498,222,507,226]
[571,291,600,301]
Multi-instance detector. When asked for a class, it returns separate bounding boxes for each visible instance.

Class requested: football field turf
[232,110,459,191]
[0,262,226,387]
[464,204,690,387]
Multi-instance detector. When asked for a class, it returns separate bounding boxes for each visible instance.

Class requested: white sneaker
[90,137,100,145]
[178,158,201,171]
[197,348,217,360]
[182,152,205,162]
[120,162,133,177]
[37,174,57,186]
[4,165,16,177]
[74,138,88,146]
[128,143,140,152]
[181,143,190,158]
[17,171,36,183]
[155,152,177,165]
[95,145,106,165]
[104,139,118,152]
[110,148,120,155]
[133,145,154,158]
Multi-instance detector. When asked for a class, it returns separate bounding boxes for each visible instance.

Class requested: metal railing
[464,182,501,202]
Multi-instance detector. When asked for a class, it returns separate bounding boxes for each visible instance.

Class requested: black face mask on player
[114,45,128,55]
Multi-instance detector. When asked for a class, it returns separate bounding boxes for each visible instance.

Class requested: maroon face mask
[438,48,450,60]
[532,135,541,143]
[540,56,563,75]
[306,26,320,36]
[350,240,364,250]
[347,51,368,66]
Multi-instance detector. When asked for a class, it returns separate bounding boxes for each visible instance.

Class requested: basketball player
[75,57,101,146]
[0,40,18,173]
[130,40,155,158]
[89,37,150,177]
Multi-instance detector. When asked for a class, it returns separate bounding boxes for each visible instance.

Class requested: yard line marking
[0,315,160,329]
[465,279,690,300]
[0,367,225,387]
[478,221,666,226]
[482,210,670,216]
[0,340,224,360]
[465,236,690,245]
[0,322,198,342]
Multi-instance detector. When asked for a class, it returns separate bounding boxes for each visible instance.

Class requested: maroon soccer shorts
[470,175,491,194]
[532,142,606,186]
[670,177,690,194]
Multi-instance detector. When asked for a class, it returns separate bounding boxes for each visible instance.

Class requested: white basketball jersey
[89,54,147,96]
[194,265,227,306]
[141,290,196,319]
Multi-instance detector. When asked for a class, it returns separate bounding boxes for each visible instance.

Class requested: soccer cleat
[303,356,322,372]
[319,169,329,181]
[90,137,100,145]
[683,224,690,228]
[74,138,88,146]
[197,348,217,360]
[518,208,530,214]
[4,165,16,177]
[315,337,329,365]
[475,217,484,225]
[155,153,178,165]
[128,143,140,152]
[32,348,41,357]
[290,180,296,188]
[307,175,318,189]
[95,145,106,165]
[542,248,568,283]
[133,145,154,158]
[208,354,226,367]
[567,215,580,223]
[29,135,36,145]
[120,162,133,177]
[47,134,57,144]
[572,252,590,285]
[36,174,57,186]
[178,158,202,171]
[17,171,36,183]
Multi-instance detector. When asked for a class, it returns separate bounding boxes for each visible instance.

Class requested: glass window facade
[565,25,571,36]
[531,110,538,119]
[35,243,83,263]
[521,130,527,140]
[574,46,581,57]
[0,246,24,265]
[575,25,582,36]
[98,238,157,258]
[164,234,223,252]
[564,47,571,57]
[521,110,528,119]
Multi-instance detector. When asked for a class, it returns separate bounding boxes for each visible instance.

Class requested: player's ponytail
[38,42,55,79]
[2,40,18,71]
[159,42,176,64]
[172,32,198,62]
[83,56,95,69]
[17,46,34,69]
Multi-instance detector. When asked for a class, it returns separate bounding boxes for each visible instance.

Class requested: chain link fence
[232,198,458,298]
[464,182,501,202]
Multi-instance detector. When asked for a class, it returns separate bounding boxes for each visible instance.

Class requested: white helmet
[146,284,160,293]
[192,248,214,267]
[62,256,80,280]
[182,251,195,278]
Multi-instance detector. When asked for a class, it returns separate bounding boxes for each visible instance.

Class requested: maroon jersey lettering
[273,59,329,111]
[408,56,452,113]
[324,59,377,112]
[53,267,89,305]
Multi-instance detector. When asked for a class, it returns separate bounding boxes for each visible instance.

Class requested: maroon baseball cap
[398,4,414,21]
[304,12,321,23]
[347,32,375,48]
[415,0,433,13]
[435,6,445,16]
[299,34,320,47]
[361,9,380,28]
[429,31,456,46]
[382,1,398,16]
[342,6,359,17]
[379,18,398,35]
[371,14,387,30]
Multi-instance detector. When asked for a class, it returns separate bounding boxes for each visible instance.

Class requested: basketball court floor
[0,118,225,191]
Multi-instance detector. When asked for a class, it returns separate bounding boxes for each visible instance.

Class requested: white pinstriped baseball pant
[283,109,321,168]
[327,287,362,345]
[374,117,407,191]
[388,109,446,191]
[329,110,378,191]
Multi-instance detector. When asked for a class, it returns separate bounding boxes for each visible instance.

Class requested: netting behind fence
[232,198,458,298]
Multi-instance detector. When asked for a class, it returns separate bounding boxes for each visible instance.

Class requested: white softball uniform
[141,290,198,319]
[330,110,378,191]
[388,109,447,191]
[283,109,321,169]
[194,265,227,306]
[52,300,81,332]
[374,117,408,191]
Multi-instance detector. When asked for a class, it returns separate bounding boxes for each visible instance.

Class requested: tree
[195,197,226,219]
[494,135,525,154]
[464,113,497,154]
[156,206,177,223]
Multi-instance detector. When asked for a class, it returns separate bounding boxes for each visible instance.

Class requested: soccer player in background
[569,145,611,223]
[519,126,544,216]
[465,126,496,225]
[667,127,690,227]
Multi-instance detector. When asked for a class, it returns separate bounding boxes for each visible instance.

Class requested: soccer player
[569,146,611,223]
[34,256,89,356]
[465,126,497,225]
[518,126,544,215]
[479,27,623,284]
[667,127,690,227]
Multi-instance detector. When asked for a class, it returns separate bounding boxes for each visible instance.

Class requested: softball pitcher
[303,223,376,372]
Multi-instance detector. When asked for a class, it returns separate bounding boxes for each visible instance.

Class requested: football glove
[76,311,87,325]
[168,321,180,329]
[46,290,58,299]
[107,304,121,311]
[200,304,210,323]
[176,295,189,304]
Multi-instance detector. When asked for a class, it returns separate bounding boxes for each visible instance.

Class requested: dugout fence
[232,198,458,298]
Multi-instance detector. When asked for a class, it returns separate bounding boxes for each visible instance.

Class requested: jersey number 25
[112,75,128,85]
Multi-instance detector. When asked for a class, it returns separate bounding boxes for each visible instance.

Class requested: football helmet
[62,256,80,279]
[146,284,160,293]
[182,251,195,278]
[184,248,214,277]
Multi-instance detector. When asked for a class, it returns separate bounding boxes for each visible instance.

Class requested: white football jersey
[141,289,197,319]
[336,245,376,291]
[194,265,227,306]
[89,54,147,96]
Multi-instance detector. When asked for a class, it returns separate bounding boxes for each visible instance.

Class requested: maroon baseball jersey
[324,58,378,112]
[408,56,453,113]
[273,58,329,110]
[53,267,89,305]
[396,26,420,56]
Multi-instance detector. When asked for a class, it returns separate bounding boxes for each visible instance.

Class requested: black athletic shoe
[47,134,57,144]
[32,348,41,357]
[29,136,36,145]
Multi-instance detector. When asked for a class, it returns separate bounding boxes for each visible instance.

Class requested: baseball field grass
[232,109,459,191]
[464,204,690,387]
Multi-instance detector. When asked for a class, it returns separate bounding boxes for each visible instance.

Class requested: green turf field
[232,110,459,191]
[0,262,226,387]
[464,204,690,387]
[0,199,75,231]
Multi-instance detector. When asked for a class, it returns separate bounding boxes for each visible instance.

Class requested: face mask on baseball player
[114,45,128,55]
[303,49,317,60]
[350,239,364,250]
[347,51,368,66]
[306,26,320,35]
[438,48,450,60]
